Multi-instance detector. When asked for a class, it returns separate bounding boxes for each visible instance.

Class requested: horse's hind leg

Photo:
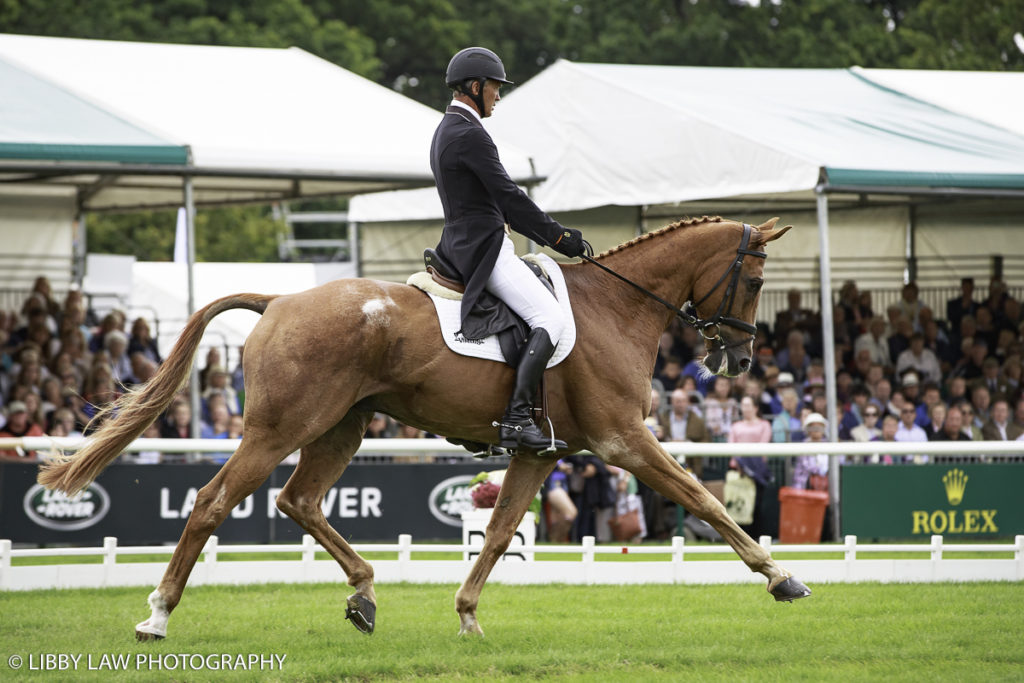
[454,454,556,636]
[275,411,378,634]
[610,428,810,601]
[135,440,288,640]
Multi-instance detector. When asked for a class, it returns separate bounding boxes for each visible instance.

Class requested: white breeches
[485,236,565,344]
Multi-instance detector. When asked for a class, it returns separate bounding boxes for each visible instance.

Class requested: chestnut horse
[39,215,809,640]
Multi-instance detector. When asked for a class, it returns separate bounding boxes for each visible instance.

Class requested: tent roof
[0,33,538,210]
[350,61,1024,221]
[854,67,1024,138]
[0,55,187,165]
[566,63,1024,191]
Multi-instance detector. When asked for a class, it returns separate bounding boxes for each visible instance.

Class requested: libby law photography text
[8,652,287,672]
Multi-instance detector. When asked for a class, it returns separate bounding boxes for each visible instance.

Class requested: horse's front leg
[455,454,556,636]
[608,428,810,602]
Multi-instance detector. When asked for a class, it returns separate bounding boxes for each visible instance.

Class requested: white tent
[0,33,539,210]
[0,33,542,313]
[0,33,543,302]
[0,50,186,294]
[351,61,1024,221]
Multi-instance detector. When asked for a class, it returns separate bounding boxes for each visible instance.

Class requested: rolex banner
[840,464,1024,539]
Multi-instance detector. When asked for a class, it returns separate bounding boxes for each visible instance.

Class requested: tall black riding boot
[496,328,568,453]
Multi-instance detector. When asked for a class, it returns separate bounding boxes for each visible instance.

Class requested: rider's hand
[551,228,586,258]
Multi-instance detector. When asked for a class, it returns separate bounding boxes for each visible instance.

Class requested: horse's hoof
[457,621,484,637]
[134,617,166,641]
[135,630,165,642]
[770,576,812,602]
[345,594,376,635]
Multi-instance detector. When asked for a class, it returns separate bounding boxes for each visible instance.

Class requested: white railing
[1,436,1022,458]
[2,534,1022,591]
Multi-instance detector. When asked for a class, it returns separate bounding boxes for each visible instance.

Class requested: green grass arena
[2,581,1022,681]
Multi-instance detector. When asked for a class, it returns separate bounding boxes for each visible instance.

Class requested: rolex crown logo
[942,468,968,506]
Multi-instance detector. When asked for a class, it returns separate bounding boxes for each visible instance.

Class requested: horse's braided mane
[596,215,723,259]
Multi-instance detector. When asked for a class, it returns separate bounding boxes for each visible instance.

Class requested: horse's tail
[37,293,276,495]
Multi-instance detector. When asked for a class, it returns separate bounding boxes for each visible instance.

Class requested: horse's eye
[748,279,764,293]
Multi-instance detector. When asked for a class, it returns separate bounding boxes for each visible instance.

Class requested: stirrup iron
[539,414,559,455]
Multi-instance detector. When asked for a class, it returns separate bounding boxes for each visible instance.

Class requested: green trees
[86,208,282,263]
[895,0,1024,69]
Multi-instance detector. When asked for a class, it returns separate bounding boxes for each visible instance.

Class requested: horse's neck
[567,223,715,361]
[598,223,714,319]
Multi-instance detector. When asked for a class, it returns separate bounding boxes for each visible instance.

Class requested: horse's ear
[753,218,792,246]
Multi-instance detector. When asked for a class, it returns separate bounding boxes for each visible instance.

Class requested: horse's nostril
[739,357,751,371]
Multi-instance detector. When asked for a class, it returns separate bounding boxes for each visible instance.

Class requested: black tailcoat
[430,105,566,329]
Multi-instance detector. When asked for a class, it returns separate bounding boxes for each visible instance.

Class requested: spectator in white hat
[792,413,829,490]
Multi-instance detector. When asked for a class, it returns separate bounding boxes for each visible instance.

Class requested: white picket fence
[2,435,1023,458]
[2,534,1022,591]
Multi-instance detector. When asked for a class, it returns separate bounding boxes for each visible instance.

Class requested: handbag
[608,509,643,541]
[724,470,756,525]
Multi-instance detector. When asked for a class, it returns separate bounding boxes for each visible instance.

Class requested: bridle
[580,222,766,352]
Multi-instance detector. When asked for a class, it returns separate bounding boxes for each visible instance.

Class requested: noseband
[580,223,766,353]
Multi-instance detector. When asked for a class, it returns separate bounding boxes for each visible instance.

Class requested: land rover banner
[841,463,1024,539]
[0,462,488,545]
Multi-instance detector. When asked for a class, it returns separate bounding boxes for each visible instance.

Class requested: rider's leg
[485,237,567,451]
[499,327,565,450]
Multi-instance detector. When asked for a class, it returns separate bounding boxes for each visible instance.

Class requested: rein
[579,223,766,351]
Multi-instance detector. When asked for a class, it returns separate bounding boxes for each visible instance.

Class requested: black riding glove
[551,228,586,258]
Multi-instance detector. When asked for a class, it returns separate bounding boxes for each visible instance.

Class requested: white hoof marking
[136,589,169,638]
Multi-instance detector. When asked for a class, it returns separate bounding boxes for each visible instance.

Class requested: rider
[430,46,587,452]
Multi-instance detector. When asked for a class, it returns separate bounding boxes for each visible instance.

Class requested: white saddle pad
[406,253,576,367]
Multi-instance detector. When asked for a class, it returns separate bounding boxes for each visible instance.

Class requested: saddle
[422,248,555,366]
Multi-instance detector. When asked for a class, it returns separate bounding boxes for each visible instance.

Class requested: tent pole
[906,204,917,283]
[73,209,87,287]
[183,161,202,446]
[350,220,362,277]
[816,184,841,541]
[816,189,838,440]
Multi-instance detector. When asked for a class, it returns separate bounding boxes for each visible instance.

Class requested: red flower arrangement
[470,480,501,509]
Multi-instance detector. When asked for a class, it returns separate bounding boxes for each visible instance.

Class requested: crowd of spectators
[3,273,1021,541]
[647,277,1024,452]
[0,277,242,461]
[0,276,441,462]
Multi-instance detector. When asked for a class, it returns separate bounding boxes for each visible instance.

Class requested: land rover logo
[427,475,475,527]
[23,483,111,531]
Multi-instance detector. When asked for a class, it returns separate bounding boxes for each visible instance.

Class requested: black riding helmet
[445,47,512,116]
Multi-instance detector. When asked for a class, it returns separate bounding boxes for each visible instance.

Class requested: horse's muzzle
[703,347,751,378]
